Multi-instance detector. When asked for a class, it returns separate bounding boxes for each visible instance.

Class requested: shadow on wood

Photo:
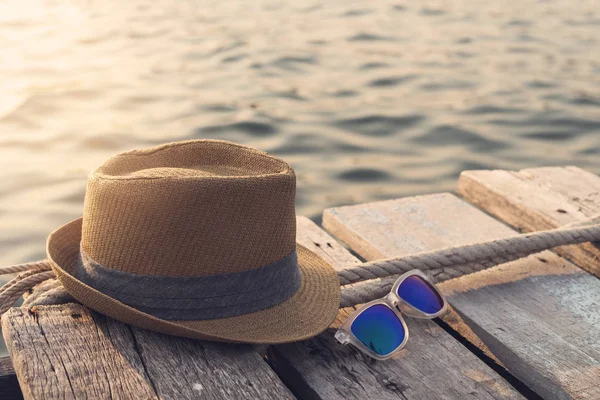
[0,356,21,400]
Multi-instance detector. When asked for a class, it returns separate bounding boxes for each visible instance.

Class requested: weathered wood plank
[0,355,22,400]
[323,192,600,400]
[128,326,294,399]
[457,166,600,277]
[2,304,294,400]
[268,216,523,400]
[2,305,156,399]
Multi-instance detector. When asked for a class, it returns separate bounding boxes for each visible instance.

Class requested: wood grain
[323,192,600,400]
[2,304,294,400]
[128,326,294,399]
[268,216,523,400]
[458,166,600,277]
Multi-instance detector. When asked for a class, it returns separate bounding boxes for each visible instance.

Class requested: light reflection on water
[0,0,599,341]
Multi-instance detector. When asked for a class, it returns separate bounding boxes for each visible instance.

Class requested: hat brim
[47,218,341,344]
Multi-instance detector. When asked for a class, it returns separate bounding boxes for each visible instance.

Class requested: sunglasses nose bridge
[387,295,408,315]
[384,292,398,306]
[396,301,424,318]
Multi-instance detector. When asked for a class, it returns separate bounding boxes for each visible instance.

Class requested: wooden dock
[2,166,600,399]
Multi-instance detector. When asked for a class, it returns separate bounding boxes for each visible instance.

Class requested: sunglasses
[335,270,448,360]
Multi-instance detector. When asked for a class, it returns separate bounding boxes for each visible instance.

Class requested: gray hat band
[75,246,301,320]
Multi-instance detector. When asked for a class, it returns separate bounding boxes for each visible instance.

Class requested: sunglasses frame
[335,270,448,360]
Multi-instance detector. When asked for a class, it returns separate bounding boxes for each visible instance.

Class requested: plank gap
[434,318,543,400]
[126,324,159,397]
[264,349,323,400]
[0,356,22,400]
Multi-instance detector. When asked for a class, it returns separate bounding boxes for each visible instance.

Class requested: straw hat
[47,140,340,343]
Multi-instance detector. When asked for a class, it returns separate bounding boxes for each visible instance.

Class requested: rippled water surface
[1,0,600,269]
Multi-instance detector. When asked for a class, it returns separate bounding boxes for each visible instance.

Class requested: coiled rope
[0,260,54,314]
[1,217,599,315]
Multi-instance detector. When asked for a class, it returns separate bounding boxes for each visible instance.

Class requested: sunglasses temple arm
[337,214,600,286]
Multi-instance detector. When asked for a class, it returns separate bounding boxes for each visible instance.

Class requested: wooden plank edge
[457,169,600,278]
[456,170,556,232]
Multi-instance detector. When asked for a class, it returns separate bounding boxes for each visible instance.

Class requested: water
[0,0,599,354]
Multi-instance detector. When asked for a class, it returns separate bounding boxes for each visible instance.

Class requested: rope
[337,222,600,286]
[0,260,55,315]
[0,259,51,275]
[22,280,75,308]
[339,259,519,308]
[0,270,56,315]
[0,215,599,315]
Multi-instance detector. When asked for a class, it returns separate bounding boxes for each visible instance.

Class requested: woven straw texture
[47,140,341,343]
[83,140,297,276]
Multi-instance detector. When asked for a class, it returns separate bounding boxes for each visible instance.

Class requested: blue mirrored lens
[397,275,444,314]
[350,304,405,356]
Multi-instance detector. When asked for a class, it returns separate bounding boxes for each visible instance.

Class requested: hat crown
[80,140,297,276]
